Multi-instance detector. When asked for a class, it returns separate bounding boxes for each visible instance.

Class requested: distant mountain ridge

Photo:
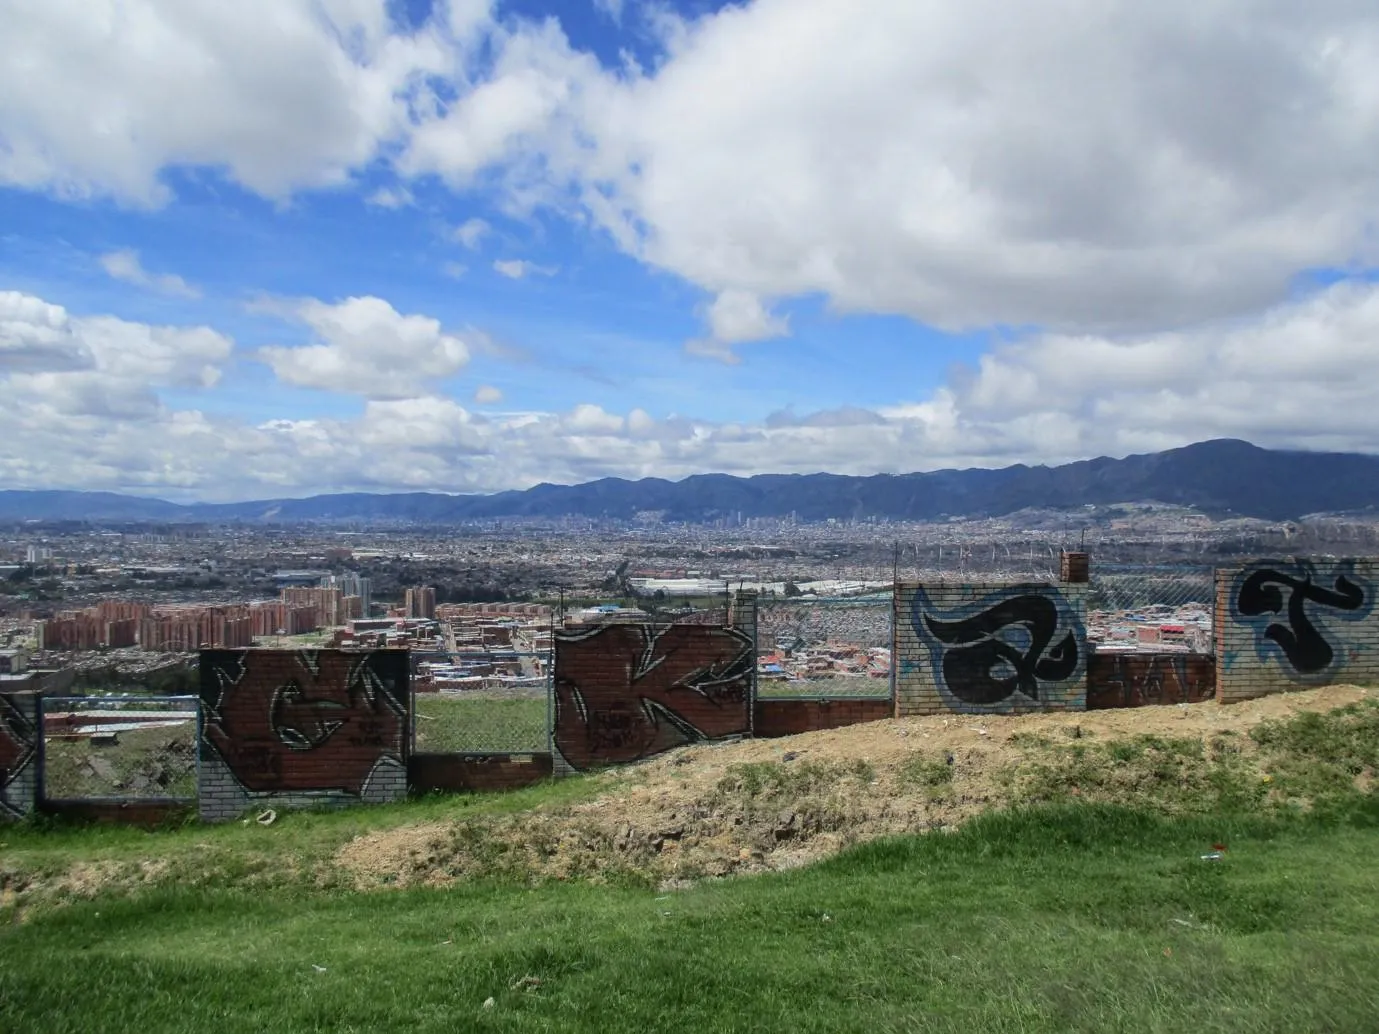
[2,440,1377,524]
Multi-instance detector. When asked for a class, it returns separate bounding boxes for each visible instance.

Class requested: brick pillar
[729,589,758,641]
[1060,551,1090,583]
[0,690,41,821]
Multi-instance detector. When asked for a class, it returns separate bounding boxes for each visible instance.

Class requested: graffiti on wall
[1086,653,1215,709]
[0,694,38,819]
[200,650,408,796]
[910,585,1084,708]
[554,623,752,770]
[1232,561,1372,680]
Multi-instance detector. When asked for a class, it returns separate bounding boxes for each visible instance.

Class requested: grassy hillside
[4,804,1379,1033]
[3,691,1379,1031]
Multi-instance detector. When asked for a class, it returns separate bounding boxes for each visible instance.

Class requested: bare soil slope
[337,685,1373,889]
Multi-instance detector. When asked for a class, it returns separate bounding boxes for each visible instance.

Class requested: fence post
[730,589,759,737]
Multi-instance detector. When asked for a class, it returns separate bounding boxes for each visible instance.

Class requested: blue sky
[2,0,1378,500]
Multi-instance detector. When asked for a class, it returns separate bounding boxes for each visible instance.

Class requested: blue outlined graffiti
[910,584,1086,709]
[1231,560,1373,682]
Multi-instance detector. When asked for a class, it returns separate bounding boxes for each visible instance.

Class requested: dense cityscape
[1,503,1372,698]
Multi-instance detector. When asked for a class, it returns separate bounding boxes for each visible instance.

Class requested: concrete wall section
[1086,651,1215,709]
[753,697,892,737]
[408,753,553,794]
[198,649,410,822]
[0,690,40,820]
[39,799,193,828]
[1217,558,1379,702]
[553,623,753,772]
[894,581,1088,716]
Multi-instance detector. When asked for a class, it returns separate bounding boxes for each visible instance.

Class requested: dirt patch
[335,685,1374,889]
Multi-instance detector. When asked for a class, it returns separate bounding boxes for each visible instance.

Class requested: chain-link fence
[412,638,552,753]
[556,595,731,626]
[755,596,893,698]
[41,695,199,801]
[1086,567,1216,652]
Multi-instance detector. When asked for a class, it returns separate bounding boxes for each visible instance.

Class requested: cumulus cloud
[0,291,94,372]
[686,288,789,362]
[592,0,625,24]
[9,4,1379,496]
[474,384,503,404]
[493,258,556,279]
[9,280,1379,500]
[16,279,1379,498]
[550,0,1379,335]
[11,1,1379,336]
[453,218,490,249]
[0,290,230,430]
[365,186,414,209]
[257,295,474,398]
[98,249,200,298]
[396,0,1379,338]
[0,0,459,204]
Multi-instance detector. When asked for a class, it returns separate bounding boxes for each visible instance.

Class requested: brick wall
[553,623,753,772]
[408,753,553,793]
[1216,558,1379,703]
[39,799,193,828]
[1086,651,1216,708]
[198,649,410,822]
[894,580,1089,716]
[0,690,40,821]
[754,697,892,737]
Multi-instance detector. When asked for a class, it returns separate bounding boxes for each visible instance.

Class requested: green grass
[895,751,955,797]
[5,700,1379,1031]
[413,693,549,753]
[4,804,1379,1033]
[42,724,197,800]
[0,776,599,894]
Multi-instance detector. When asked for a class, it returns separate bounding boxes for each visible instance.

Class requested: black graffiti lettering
[920,595,1079,705]
[1237,569,1366,675]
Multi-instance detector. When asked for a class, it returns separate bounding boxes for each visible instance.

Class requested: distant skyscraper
[323,572,372,617]
[404,586,436,620]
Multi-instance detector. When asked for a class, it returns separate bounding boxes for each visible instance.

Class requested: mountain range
[2,440,1377,524]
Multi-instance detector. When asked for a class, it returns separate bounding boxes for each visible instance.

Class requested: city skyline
[4,1,1379,501]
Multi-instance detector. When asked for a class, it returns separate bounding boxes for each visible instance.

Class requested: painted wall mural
[895,581,1088,715]
[1086,652,1216,709]
[198,649,410,820]
[553,623,753,771]
[0,692,39,820]
[1218,559,1377,702]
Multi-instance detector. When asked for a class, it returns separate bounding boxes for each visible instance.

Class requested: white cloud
[442,261,469,279]
[365,186,414,208]
[98,249,201,298]
[453,217,490,249]
[542,0,1379,335]
[389,0,1379,340]
[9,1,1379,341]
[493,258,557,279]
[0,291,93,372]
[0,290,230,430]
[686,288,789,362]
[9,5,1379,496]
[257,295,473,398]
[592,0,625,24]
[474,384,503,404]
[8,280,1379,499]
[0,0,463,204]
